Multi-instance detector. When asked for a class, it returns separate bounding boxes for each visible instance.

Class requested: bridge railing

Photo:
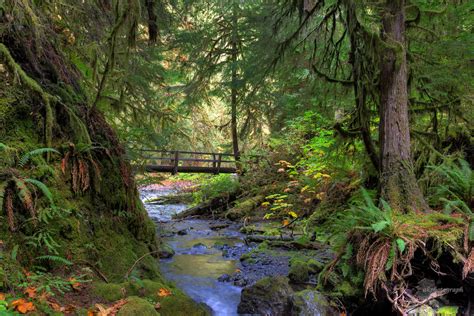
[138,149,237,174]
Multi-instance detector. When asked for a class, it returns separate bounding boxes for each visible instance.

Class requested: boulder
[158,243,175,259]
[290,290,335,316]
[237,276,294,315]
[117,296,159,316]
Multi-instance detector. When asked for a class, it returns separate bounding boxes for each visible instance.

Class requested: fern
[429,158,473,213]
[13,177,35,218]
[25,178,55,206]
[19,147,60,168]
[35,255,73,266]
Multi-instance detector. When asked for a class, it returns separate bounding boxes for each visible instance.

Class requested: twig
[124,251,160,280]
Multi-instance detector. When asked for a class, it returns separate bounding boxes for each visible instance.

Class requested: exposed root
[463,248,474,279]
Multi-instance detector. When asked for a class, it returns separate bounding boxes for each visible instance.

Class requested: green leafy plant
[192,174,239,204]
[429,158,474,240]
[0,144,59,231]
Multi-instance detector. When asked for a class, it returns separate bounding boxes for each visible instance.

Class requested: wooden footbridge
[139,149,238,174]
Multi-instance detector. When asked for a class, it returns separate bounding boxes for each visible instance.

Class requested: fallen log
[244,235,324,250]
[173,192,237,219]
[244,235,294,242]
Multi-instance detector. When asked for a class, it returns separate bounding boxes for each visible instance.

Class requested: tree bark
[146,0,158,44]
[379,0,428,212]
[230,3,240,161]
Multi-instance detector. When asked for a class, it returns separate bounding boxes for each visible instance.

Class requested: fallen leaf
[154,302,161,310]
[0,293,5,301]
[87,310,95,316]
[11,299,35,314]
[235,268,241,273]
[69,277,81,290]
[95,299,127,316]
[158,288,172,297]
[282,219,290,226]
[48,301,62,312]
[24,287,36,298]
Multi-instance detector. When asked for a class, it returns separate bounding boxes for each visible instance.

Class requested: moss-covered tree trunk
[378,0,428,212]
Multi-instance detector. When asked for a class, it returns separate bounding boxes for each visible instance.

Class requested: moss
[93,280,209,316]
[117,296,159,316]
[288,260,310,283]
[93,282,126,301]
[334,281,360,297]
[225,195,264,220]
[0,43,55,149]
[288,257,324,284]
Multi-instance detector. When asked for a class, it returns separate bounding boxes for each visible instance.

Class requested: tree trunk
[146,0,158,44]
[230,3,240,161]
[379,0,428,212]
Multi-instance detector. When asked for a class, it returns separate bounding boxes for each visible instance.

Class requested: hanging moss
[0,43,54,149]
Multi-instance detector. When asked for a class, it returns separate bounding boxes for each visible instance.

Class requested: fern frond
[25,178,54,206]
[19,148,60,168]
[35,255,73,266]
[13,177,36,219]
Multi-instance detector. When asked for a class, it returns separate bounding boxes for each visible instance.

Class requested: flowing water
[140,187,244,315]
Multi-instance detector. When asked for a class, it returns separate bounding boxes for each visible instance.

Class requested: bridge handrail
[139,149,235,157]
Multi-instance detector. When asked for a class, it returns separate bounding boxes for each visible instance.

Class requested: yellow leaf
[282,219,290,226]
[316,192,326,200]
[288,211,298,218]
[261,202,270,207]
[300,185,310,193]
[158,288,172,297]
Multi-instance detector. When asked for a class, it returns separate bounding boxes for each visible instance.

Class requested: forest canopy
[0,0,473,315]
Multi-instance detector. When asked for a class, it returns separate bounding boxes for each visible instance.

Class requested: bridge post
[172,151,179,175]
[216,153,222,174]
[212,154,217,174]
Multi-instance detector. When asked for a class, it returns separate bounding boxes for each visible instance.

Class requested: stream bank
[140,181,334,316]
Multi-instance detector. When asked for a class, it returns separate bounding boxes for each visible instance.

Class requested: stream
[140,185,248,315]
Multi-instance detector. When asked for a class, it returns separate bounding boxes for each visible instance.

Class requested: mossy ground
[93,280,208,316]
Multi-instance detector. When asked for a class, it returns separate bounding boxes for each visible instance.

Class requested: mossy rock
[93,280,209,316]
[288,257,323,284]
[159,243,175,258]
[288,260,310,283]
[290,289,335,316]
[93,282,126,301]
[117,296,159,316]
[237,276,294,315]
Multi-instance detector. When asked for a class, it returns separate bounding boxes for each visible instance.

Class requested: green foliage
[192,174,239,204]
[18,148,59,168]
[428,158,474,240]
[429,158,473,214]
